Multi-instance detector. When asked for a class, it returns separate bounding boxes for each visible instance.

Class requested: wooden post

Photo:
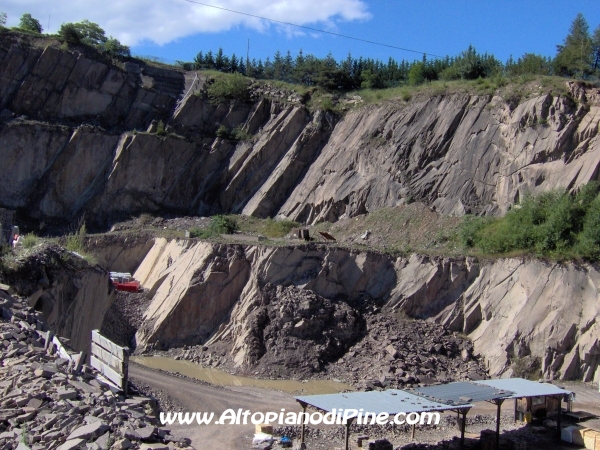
[495,399,504,449]
[73,351,86,374]
[514,398,518,422]
[344,417,354,450]
[411,422,416,440]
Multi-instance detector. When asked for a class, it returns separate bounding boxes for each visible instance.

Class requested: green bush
[461,182,600,259]
[58,23,82,44]
[458,215,490,248]
[156,120,166,136]
[190,215,238,239]
[103,37,130,57]
[216,125,230,138]
[207,73,250,104]
[232,126,253,141]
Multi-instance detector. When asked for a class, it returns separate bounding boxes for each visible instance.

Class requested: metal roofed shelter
[475,378,573,437]
[295,390,473,450]
[408,381,515,449]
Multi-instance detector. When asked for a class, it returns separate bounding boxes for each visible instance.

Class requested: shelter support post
[514,398,518,422]
[297,401,308,449]
[344,417,355,450]
[459,408,470,450]
[494,399,504,449]
[411,422,416,440]
[557,396,562,438]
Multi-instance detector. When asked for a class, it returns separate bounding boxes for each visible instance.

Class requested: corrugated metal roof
[296,389,470,417]
[408,382,514,405]
[474,378,573,400]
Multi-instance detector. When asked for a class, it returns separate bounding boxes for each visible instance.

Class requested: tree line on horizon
[1,11,599,90]
[179,13,600,90]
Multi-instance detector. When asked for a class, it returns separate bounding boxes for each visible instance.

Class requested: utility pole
[246,38,251,77]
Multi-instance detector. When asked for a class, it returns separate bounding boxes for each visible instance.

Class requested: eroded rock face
[2,36,600,226]
[279,87,600,223]
[435,258,600,382]
[132,240,600,382]
[1,245,114,355]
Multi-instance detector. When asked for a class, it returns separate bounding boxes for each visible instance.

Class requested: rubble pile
[101,292,151,348]
[0,285,193,450]
[328,314,488,389]
[238,283,364,376]
[160,300,487,389]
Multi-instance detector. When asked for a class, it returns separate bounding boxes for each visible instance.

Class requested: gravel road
[129,362,300,448]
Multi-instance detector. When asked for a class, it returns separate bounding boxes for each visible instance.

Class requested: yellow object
[583,429,600,449]
[573,428,591,447]
[255,423,274,434]
[523,412,532,423]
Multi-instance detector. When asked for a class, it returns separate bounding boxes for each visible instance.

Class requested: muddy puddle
[131,356,353,395]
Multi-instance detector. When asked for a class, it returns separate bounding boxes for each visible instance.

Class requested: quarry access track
[129,362,299,448]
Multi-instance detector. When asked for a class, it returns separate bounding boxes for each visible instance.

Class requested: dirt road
[131,362,600,449]
[129,362,300,448]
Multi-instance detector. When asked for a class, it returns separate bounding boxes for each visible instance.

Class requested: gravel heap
[0,285,193,450]
[327,313,488,389]
[162,299,487,389]
[101,291,151,348]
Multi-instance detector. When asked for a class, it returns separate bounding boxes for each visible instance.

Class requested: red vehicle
[110,272,141,292]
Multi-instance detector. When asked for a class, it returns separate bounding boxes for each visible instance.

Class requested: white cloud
[1,0,371,46]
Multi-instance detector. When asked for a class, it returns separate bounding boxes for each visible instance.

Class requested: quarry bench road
[129,362,300,448]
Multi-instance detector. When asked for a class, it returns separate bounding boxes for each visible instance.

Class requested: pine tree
[215,48,225,71]
[592,24,600,71]
[554,13,593,76]
[205,51,214,69]
[193,51,204,70]
[230,53,238,73]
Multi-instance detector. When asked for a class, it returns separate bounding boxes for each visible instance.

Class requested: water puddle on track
[131,356,353,395]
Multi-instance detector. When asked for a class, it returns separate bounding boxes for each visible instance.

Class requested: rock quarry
[0,33,598,397]
[0,34,600,228]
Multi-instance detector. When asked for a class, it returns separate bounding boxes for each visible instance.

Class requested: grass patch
[460,181,600,260]
[21,233,40,249]
[64,223,97,264]
[351,75,572,109]
[206,72,250,104]
[262,218,299,238]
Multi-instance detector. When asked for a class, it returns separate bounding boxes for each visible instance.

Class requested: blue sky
[3,1,600,65]
[129,1,600,64]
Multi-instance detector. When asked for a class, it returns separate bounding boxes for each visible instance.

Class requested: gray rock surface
[2,37,600,226]
[0,282,195,450]
[133,239,599,382]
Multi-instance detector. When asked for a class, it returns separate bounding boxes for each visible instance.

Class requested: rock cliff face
[1,35,600,226]
[132,239,599,383]
[1,245,114,355]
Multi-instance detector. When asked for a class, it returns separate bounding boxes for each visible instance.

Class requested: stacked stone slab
[0,286,194,450]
